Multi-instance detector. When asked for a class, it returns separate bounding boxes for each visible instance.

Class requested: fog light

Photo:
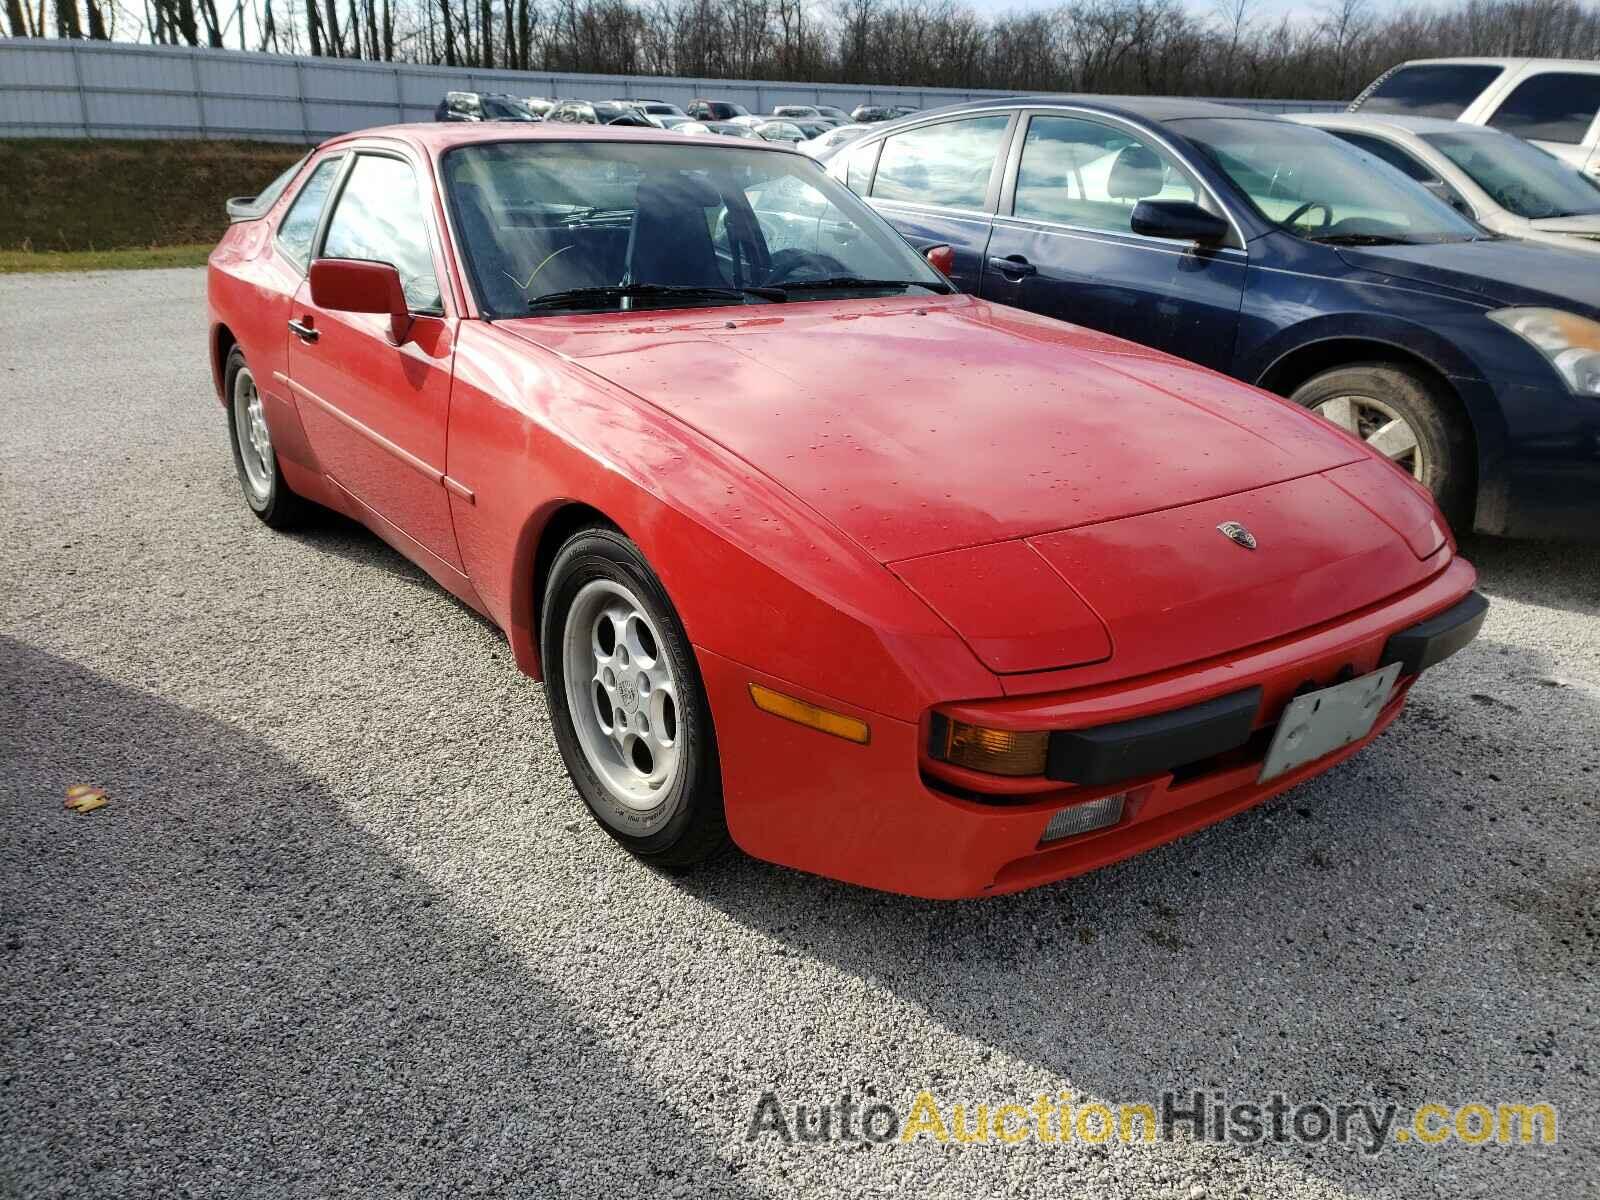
[936,719,1049,776]
[748,684,870,744]
[1040,793,1126,844]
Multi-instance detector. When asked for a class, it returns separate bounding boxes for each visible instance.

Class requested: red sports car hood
[501,295,1366,563]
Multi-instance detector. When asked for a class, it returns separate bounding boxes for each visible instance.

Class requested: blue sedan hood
[1336,239,1600,316]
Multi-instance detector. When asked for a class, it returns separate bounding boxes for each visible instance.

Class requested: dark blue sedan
[822,96,1600,539]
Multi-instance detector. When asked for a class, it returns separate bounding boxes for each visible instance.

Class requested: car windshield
[1178,117,1483,244]
[482,97,537,121]
[444,140,948,316]
[1422,129,1600,220]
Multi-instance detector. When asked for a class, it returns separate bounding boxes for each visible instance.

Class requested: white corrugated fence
[0,38,1346,143]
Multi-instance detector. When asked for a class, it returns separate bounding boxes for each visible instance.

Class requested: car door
[839,111,1016,294]
[285,149,464,571]
[979,110,1247,373]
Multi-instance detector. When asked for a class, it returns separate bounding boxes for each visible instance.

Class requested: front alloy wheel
[1289,362,1473,530]
[561,577,684,820]
[541,527,728,868]
[1311,394,1424,482]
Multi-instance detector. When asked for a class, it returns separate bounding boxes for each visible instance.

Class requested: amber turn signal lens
[749,684,871,745]
[938,720,1049,776]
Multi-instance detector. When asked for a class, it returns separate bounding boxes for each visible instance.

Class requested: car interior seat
[1107,144,1166,202]
[625,173,723,287]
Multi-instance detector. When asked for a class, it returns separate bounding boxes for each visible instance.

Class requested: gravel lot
[2,267,1596,1199]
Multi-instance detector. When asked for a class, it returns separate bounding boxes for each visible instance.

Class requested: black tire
[540,526,729,869]
[1288,363,1474,530]
[224,345,310,529]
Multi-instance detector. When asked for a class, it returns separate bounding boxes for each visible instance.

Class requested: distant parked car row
[434,90,915,141]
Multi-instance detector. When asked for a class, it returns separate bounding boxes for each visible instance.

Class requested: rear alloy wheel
[541,527,727,868]
[1289,363,1473,530]
[225,346,308,529]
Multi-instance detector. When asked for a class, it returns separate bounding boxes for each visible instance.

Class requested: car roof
[921,93,1276,123]
[1383,56,1600,71]
[318,122,796,155]
[1292,112,1496,136]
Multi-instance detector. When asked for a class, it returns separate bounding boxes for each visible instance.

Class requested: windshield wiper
[527,283,784,312]
[1304,233,1419,246]
[774,276,953,295]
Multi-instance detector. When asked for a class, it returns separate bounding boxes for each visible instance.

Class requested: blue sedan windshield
[1177,117,1484,244]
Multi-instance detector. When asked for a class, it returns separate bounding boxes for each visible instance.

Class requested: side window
[870,115,1011,210]
[276,155,342,268]
[1012,115,1198,233]
[1336,132,1438,182]
[321,155,444,313]
[1488,72,1600,145]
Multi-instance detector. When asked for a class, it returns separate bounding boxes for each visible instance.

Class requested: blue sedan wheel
[1290,363,1474,529]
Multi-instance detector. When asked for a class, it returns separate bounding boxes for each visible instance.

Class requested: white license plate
[1258,663,1402,784]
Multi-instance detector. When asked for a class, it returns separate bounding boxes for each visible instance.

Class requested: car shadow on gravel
[675,628,1597,1193]
[0,637,761,1200]
[279,507,444,585]
[279,509,504,638]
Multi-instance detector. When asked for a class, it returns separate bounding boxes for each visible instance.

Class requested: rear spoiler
[225,150,312,223]
[225,195,264,223]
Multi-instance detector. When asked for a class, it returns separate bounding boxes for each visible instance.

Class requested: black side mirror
[1130,199,1230,245]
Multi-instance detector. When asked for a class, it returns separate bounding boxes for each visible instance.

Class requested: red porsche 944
[207,124,1486,899]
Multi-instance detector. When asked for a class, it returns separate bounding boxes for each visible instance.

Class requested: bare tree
[303,0,323,53]
[1320,0,1372,95]
[54,0,82,35]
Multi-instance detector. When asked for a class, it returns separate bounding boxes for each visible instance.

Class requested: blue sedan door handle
[989,254,1037,278]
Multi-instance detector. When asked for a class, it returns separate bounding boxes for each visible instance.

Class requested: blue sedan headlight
[1488,307,1600,397]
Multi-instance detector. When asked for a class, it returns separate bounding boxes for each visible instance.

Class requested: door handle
[988,255,1037,278]
[288,318,319,342]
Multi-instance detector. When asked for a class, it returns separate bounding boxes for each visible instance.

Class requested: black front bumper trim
[1046,687,1262,787]
[1380,590,1489,677]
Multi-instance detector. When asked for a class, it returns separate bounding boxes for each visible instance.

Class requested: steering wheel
[1281,201,1333,231]
[765,249,850,286]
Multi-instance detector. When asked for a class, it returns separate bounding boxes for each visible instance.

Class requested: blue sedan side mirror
[1131,199,1231,245]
